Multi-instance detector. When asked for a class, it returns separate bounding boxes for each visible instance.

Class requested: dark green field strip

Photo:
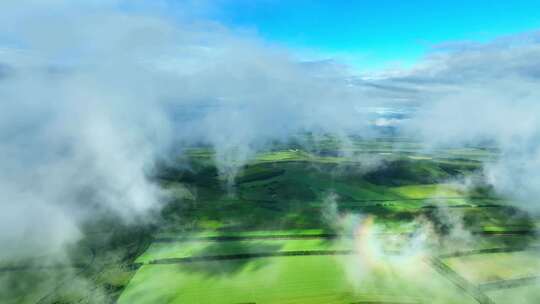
[428,257,495,304]
[479,276,540,291]
[147,250,355,264]
[240,196,503,204]
[0,263,87,272]
[153,233,339,242]
[477,230,536,236]
[347,196,501,203]
[422,204,501,209]
[236,169,286,184]
[438,246,540,259]
[31,229,147,304]
[152,232,418,243]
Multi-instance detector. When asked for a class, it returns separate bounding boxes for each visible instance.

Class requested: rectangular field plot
[135,238,348,264]
[444,250,540,284]
[153,229,329,239]
[119,255,477,304]
[487,283,540,304]
[391,184,464,199]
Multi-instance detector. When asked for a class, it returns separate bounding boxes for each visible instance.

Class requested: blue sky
[203,0,540,70]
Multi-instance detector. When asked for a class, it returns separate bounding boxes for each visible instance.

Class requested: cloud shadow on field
[175,241,283,277]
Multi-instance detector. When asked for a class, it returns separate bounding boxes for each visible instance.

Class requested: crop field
[488,284,540,304]
[135,238,348,264]
[443,250,540,284]
[119,255,477,304]
[2,137,539,303]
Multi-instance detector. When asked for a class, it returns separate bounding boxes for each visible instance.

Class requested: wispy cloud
[0,0,379,258]
[2,0,540,260]
[369,32,540,211]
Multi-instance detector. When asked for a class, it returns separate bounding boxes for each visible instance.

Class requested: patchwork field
[3,137,539,303]
[443,250,540,284]
[488,284,540,304]
[119,255,478,304]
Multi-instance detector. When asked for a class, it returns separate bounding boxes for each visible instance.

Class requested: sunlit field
[3,137,537,304]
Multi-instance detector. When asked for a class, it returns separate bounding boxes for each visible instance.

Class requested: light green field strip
[185,144,495,163]
[324,180,403,201]
[445,148,497,159]
[391,184,464,199]
[253,150,346,164]
[444,251,540,284]
[119,255,476,304]
[136,239,348,263]
[487,283,540,304]
[481,225,536,233]
[252,150,414,164]
[154,229,328,239]
[341,198,504,214]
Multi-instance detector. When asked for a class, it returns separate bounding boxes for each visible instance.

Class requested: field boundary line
[478,276,540,291]
[438,246,540,259]
[146,250,355,264]
[427,257,495,304]
[153,234,339,242]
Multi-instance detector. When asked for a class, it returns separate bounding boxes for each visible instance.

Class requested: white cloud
[0,0,378,258]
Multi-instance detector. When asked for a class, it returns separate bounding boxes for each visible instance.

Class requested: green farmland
[2,137,539,304]
[119,255,478,304]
